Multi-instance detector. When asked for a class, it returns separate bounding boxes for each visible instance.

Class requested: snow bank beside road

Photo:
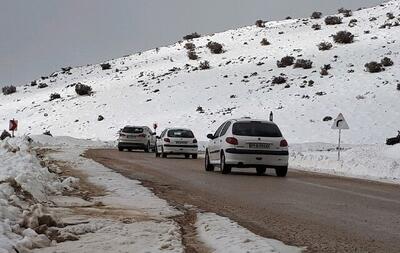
[197,213,302,253]
[0,137,78,252]
[290,143,400,183]
[34,135,180,218]
[0,137,64,201]
[32,135,301,252]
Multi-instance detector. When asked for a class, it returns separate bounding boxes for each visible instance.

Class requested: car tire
[155,146,160,157]
[118,147,123,151]
[275,166,288,177]
[220,152,231,174]
[192,154,198,159]
[185,154,190,159]
[144,142,150,153]
[127,148,132,152]
[256,166,267,175]
[205,151,214,172]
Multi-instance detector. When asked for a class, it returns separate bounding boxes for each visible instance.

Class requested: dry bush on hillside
[277,56,295,68]
[2,85,16,95]
[333,31,354,44]
[183,32,201,40]
[325,16,342,25]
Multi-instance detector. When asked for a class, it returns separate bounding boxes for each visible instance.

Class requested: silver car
[118,126,156,152]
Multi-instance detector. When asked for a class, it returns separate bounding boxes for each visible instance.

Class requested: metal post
[338,129,341,161]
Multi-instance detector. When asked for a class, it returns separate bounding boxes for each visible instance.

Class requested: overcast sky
[0,0,382,87]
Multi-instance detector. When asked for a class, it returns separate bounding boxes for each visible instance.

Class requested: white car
[156,128,198,159]
[205,118,289,176]
[118,126,156,152]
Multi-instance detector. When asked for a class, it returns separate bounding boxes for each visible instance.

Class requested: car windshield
[232,122,282,137]
[122,127,144,134]
[167,129,194,138]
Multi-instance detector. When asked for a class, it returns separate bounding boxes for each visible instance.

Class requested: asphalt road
[86,149,400,253]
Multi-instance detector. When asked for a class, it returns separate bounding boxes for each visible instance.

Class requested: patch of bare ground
[173,208,212,253]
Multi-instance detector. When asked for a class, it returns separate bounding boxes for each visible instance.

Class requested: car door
[149,129,156,147]
[157,129,167,152]
[214,121,232,163]
[209,122,227,163]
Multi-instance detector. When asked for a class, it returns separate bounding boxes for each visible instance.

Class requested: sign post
[153,122,158,134]
[331,113,349,161]
[9,119,18,138]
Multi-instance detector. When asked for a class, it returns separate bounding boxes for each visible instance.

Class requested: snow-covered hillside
[1,0,399,144]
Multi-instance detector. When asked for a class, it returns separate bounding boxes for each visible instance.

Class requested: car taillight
[280,139,288,147]
[193,139,198,143]
[138,134,146,138]
[164,138,170,143]
[226,137,238,145]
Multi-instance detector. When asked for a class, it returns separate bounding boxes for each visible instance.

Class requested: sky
[0,0,383,87]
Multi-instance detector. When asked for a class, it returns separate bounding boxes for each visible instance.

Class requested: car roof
[123,125,148,128]
[166,127,193,131]
[229,118,277,124]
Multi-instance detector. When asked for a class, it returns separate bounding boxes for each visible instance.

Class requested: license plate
[176,141,187,144]
[249,143,271,149]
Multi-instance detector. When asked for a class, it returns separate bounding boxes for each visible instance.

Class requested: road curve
[85,149,400,253]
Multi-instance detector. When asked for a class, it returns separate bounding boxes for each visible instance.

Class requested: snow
[25,135,300,253]
[2,0,400,251]
[34,220,183,253]
[290,143,400,183]
[0,136,78,252]
[0,0,399,145]
[35,135,180,218]
[197,212,302,253]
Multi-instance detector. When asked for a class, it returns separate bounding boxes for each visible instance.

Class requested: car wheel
[192,154,198,159]
[275,166,288,177]
[128,148,132,152]
[256,166,267,175]
[118,147,123,151]
[205,151,214,172]
[220,152,231,174]
[144,142,150,153]
[155,146,160,157]
[185,154,190,159]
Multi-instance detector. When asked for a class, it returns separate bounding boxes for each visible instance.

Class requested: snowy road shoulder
[290,143,400,184]
[30,135,302,253]
[196,213,302,253]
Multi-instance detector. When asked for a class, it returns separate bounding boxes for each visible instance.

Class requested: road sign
[9,119,18,131]
[9,119,18,138]
[331,113,349,161]
[331,113,349,130]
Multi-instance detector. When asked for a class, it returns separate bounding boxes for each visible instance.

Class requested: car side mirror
[207,134,214,140]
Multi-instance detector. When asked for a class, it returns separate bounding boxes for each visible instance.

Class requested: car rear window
[167,129,194,138]
[232,122,282,137]
[122,127,144,134]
